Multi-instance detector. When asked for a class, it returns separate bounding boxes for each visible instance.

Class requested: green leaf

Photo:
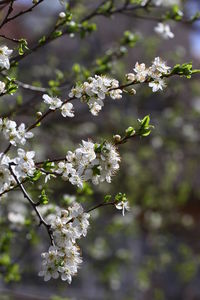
[31,170,42,182]
[18,39,29,56]
[137,115,154,137]
[52,30,63,38]
[38,35,46,44]
[39,189,49,205]
[104,194,112,202]
[125,126,135,137]
[171,62,193,78]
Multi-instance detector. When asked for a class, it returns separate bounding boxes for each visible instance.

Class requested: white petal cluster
[115,200,130,216]
[0,149,36,195]
[39,202,90,283]
[42,94,74,118]
[141,0,180,7]
[8,211,26,227]
[0,46,13,70]
[154,23,174,40]
[14,148,36,178]
[0,81,6,94]
[69,75,122,116]
[56,140,120,188]
[154,0,180,6]
[126,57,171,93]
[0,153,14,194]
[0,118,34,146]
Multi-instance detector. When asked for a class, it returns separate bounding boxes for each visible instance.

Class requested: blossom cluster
[0,45,13,70]
[55,140,120,188]
[39,202,90,283]
[126,57,171,92]
[0,149,36,195]
[42,94,74,118]
[69,75,122,116]
[0,118,34,146]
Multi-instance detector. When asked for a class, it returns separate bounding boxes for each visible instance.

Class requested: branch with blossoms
[0,0,199,76]
[0,0,200,285]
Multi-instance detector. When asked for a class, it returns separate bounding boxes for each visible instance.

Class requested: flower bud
[126,73,135,82]
[59,12,66,19]
[113,134,121,142]
[36,111,42,118]
[129,88,136,95]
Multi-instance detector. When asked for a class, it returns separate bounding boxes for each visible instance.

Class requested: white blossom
[0,46,13,70]
[16,123,34,145]
[149,78,166,92]
[125,57,171,93]
[55,140,120,188]
[69,75,122,116]
[0,118,34,146]
[150,57,171,76]
[14,148,36,178]
[43,94,63,110]
[154,23,174,40]
[115,200,130,216]
[153,0,180,6]
[0,153,13,194]
[141,0,180,6]
[134,62,148,82]
[8,211,25,226]
[59,12,66,18]
[0,81,6,93]
[39,202,90,283]
[61,102,74,118]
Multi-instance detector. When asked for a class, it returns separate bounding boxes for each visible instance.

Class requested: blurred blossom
[145,211,163,230]
[151,136,163,149]
[192,97,200,112]
[181,214,194,228]
[110,276,121,291]
[182,124,198,141]
[89,237,110,260]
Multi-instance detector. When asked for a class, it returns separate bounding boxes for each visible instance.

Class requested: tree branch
[8,163,54,245]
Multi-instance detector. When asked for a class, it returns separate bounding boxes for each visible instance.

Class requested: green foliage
[115,192,127,203]
[104,194,112,202]
[125,126,135,137]
[52,30,63,38]
[97,0,113,14]
[5,77,18,95]
[171,62,193,78]
[17,39,29,56]
[0,231,20,282]
[121,31,139,48]
[51,296,72,300]
[80,21,97,38]
[31,170,42,182]
[38,35,46,44]
[137,115,154,137]
[164,5,183,21]
[39,189,49,205]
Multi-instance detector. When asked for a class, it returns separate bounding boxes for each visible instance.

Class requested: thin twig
[8,163,54,245]
[0,0,44,29]
[87,201,117,213]
[0,0,15,29]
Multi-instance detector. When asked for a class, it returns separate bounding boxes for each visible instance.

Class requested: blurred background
[0,0,200,299]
